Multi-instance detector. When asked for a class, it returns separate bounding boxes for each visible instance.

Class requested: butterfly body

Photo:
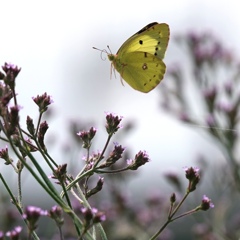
[108,22,170,93]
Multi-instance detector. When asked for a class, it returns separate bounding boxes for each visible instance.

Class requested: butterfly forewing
[117,23,169,60]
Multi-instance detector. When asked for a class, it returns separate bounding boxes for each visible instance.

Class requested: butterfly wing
[118,52,166,93]
[108,22,169,93]
[117,22,169,60]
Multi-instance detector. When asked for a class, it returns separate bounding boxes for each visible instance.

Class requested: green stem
[35,111,43,138]
[150,191,190,240]
[17,170,22,209]
[169,191,190,218]
[94,134,112,167]
[0,174,40,240]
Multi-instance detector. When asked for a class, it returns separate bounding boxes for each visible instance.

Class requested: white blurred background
[0,0,239,197]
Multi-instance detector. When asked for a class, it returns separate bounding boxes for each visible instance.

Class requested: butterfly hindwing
[119,52,166,93]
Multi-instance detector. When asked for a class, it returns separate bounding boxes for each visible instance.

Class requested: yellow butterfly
[107,22,170,93]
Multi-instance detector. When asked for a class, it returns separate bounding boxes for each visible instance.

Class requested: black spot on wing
[142,70,162,89]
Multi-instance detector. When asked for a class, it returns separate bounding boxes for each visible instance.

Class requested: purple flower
[99,142,125,168]
[50,164,68,183]
[93,211,106,223]
[77,127,97,149]
[0,146,12,165]
[5,226,22,240]
[86,177,104,198]
[105,112,123,135]
[2,63,21,76]
[81,207,106,229]
[32,92,53,113]
[184,166,199,179]
[184,166,200,192]
[48,205,64,226]
[23,206,47,231]
[200,195,214,211]
[2,63,21,90]
[127,151,150,170]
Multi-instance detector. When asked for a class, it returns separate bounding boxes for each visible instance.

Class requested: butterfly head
[107,53,117,62]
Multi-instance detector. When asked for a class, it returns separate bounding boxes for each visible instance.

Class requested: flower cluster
[127,150,150,170]
[200,195,214,211]
[32,92,53,113]
[184,166,200,192]
[23,206,47,232]
[99,142,125,168]
[5,226,22,240]
[0,146,12,165]
[48,205,64,227]
[105,112,123,135]
[1,62,21,90]
[51,164,68,183]
[81,207,106,228]
[77,127,97,149]
[0,59,216,239]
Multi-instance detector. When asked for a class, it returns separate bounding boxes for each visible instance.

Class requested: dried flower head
[105,112,123,135]
[5,226,22,240]
[26,116,35,135]
[200,195,214,211]
[184,166,200,192]
[86,177,104,198]
[77,127,97,149]
[0,146,13,165]
[170,193,176,204]
[81,207,106,229]
[2,63,21,90]
[23,206,47,232]
[51,164,68,183]
[32,92,53,113]
[99,142,125,168]
[48,205,64,226]
[127,150,150,170]
[37,121,49,150]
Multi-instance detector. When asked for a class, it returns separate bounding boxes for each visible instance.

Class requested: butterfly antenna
[107,45,113,55]
[93,47,108,60]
